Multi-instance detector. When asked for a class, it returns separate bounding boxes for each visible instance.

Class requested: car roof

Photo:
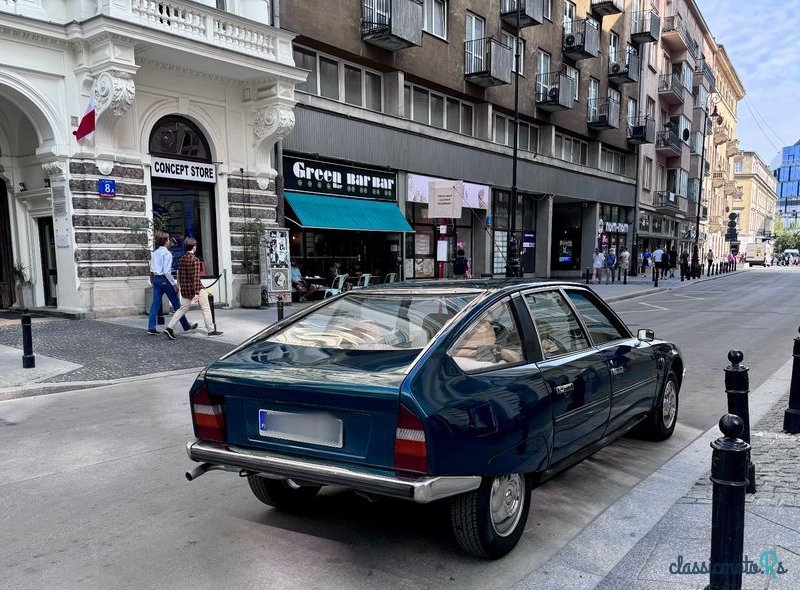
[366,279,588,296]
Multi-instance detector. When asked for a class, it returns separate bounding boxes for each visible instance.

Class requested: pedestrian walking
[147,232,194,335]
[706,249,714,275]
[652,244,665,278]
[164,237,223,339]
[592,248,606,284]
[605,248,617,284]
[641,248,651,273]
[680,249,690,277]
[452,249,469,279]
[619,246,630,275]
[668,246,678,278]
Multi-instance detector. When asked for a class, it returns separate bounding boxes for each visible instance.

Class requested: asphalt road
[0,268,797,590]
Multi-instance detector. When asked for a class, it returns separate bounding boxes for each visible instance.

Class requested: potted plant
[12,260,33,310]
[239,217,265,308]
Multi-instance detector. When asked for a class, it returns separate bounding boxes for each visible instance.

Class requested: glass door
[465,13,485,73]
[38,217,57,307]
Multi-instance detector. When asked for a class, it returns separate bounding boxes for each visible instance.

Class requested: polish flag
[74,95,96,141]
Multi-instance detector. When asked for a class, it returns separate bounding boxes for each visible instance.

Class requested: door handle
[554,383,574,395]
[610,366,626,376]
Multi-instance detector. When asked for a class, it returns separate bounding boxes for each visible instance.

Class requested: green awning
[284,191,413,233]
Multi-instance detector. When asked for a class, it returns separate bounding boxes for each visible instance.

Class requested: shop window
[149,116,211,162]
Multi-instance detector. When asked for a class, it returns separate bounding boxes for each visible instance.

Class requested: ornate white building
[0,0,304,315]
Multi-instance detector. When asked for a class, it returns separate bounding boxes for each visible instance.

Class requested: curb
[514,354,794,590]
[0,366,205,402]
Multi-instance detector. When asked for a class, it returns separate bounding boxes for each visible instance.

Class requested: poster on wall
[414,233,431,255]
[415,258,435,278]
[427,182,464,219]
[260,228,291,304]
[408,174,489,210]
[558,240,574,263]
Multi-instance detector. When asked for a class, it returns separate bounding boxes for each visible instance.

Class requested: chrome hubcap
[489,474,525,537]
[662,380,677,428]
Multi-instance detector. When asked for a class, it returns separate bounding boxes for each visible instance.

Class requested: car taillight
[191,382,225,442]
[394,403,428,474]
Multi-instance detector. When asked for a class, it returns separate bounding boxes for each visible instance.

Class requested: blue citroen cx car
[185,281,682,558]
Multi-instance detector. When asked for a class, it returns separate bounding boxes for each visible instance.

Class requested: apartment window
[609,31,619,62]
[657,164,666,190]
[543,0,552,20]
[627,98,637,123]
[588,78,599,120]
[735,161,743,174]
[564,1,576,33]
[643,157,653,190]
[465,13,486,72]
[344,65,362,106]
[493,114,539,152]
[294,47,318,94]
[555,133,588,165]
[423,0,447,39]
[404,83,473,136]
[601,148,626,175]
[564,65,579,101]
[296,47,383,112]
[501,32,525,74]
[319,57,339,100]
[365,71,382,111]
[608,87,621,106]
[536,50,551,97]
[646,96,656,119]
[666,168,689,196]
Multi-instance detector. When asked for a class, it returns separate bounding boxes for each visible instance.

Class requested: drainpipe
[272,0,280,27]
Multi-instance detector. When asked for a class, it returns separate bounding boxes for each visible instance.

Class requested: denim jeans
[148,276,190,331]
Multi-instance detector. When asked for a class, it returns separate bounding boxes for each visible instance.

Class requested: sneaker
[164,327,176,340]
[207,330,224,337]
[184,322,198,332]
[147,329,159,335]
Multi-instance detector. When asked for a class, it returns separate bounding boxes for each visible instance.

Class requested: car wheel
[247,475,321,510]
[639,371,679,441]
[449,473,531,559]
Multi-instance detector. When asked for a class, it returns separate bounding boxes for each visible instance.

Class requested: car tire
[639,370,679,441]
[449,473,531,559]
[247,475,321,510]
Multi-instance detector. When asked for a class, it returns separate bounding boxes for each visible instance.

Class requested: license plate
[258,409,343,448]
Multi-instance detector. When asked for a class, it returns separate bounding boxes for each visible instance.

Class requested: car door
[564,288,658,434]
[521,289,612,465]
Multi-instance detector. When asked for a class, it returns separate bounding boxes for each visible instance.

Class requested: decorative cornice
[135,58,249,86]
[253,103,295,147]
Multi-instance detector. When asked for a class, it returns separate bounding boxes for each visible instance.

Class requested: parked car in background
[185,281,683,558]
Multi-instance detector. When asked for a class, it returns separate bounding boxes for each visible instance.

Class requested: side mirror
[637,329,655,342]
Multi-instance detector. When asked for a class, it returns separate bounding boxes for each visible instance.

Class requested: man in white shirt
[592,248,606,284]
[147,232,196,335]
[652,245,665,278]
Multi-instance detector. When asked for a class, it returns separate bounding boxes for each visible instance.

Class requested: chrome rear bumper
[186,441,481,504]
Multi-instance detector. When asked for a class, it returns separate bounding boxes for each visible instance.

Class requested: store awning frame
[284,191,413,233]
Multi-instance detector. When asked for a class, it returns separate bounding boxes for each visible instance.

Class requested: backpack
[453,256,467,275]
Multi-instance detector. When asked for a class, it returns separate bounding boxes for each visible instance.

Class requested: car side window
[524,291,590,358]
[450,300,525,372]
[566,291,627,345]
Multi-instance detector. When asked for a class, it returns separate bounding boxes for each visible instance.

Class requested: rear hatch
[205,342,416,469]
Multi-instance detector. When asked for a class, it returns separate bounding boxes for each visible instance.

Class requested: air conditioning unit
[610,62,623,74]
[565,33,577,47]
[548,86,560,100]
[631,125,645,136]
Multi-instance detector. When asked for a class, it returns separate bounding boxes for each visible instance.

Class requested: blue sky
[696,0,798,166]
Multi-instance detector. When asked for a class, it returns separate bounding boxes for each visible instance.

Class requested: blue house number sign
[98,179,116,197]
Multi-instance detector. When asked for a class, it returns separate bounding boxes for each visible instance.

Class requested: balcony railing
[590,0,624,18]
[361,0,423,50]
[563,19,600,61]
[587,97,620,130]
[464,37,513,87]
[724,181,736,196]
[662,14,697,57]
[500,0,545,28]
[609,47,639,84]
[627,116,655,144]
[655,130,683,156]
[658,73,684,104]
[655,191,682,211]
[694,58,716,92]
[535,71,575,111]
[712,171,725,188]
[631,10,661,45]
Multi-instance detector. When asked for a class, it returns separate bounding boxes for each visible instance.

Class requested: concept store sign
[151,157,216,183]
[284,155,396,200]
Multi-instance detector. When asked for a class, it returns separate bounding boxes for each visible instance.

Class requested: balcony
[694,58,716,92]
[590,0,624,18]
[631,10,661,45]
[362,0,423,51]
[627,116,655,144]
[724,181,736,196]
[464,37,513,87]
[500,0,545,28]
[655,191,683,213]
[655,130,683,157]
[563,19,600,61]
[714,121,731,145]
[658,73,684,104]
[662,14,690,53]
[609,48,639,84]
[535,71,575,111]
[712,171,725,189]
[726,139,742,158]
[587,97,620,130]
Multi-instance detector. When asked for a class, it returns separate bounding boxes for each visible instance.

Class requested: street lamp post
[692,95,721,278]
[506,1,522,278]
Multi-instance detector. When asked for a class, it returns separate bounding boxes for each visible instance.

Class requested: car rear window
[268,293,476,350]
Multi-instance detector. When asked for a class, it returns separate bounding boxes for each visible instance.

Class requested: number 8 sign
[98,179,116,198]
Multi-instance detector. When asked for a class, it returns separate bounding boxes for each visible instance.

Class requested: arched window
[148,116,211,162]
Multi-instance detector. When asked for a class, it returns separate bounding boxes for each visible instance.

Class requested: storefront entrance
[0,179,14,308]
[37,217,57,306]
[551,204,583,272]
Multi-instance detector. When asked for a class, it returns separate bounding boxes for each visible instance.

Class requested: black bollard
[705,414,750,590]
[208,292,217,333]
[277,296,285,322]
[21,310,35,369]
[623,267,627,285]
[585,267,591,285]
[783,327,800,433]
[725,350,756,494]
[617,266,622,282]
[653,265,658,287]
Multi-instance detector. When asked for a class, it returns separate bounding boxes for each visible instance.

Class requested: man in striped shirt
[165,237,223,339]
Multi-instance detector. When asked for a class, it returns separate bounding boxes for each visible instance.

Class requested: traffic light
[725,212,738,242]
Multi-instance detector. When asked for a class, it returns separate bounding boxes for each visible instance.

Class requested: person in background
[592,248,606,284]
[165,237,222,339]
[668,246,678,278]
[651,244,665,278]
[604,248,617,284]
[453,249,469,279]
[641,248,651,273]
[680,249,690,278]
[328,259,342,281]
[147,231,195,335]
[706,249,714,274]
[290,260,317,302]
[618,246,630,279]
